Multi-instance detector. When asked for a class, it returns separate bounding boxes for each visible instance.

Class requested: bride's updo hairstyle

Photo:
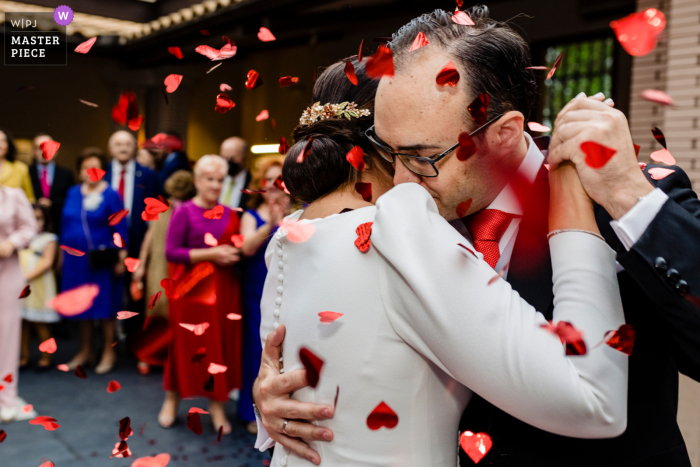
[283,56,389,204]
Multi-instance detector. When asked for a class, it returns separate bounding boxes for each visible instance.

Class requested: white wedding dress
[260,183,627,467]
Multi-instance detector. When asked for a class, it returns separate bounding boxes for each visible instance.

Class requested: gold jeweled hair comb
[299,101,371,126]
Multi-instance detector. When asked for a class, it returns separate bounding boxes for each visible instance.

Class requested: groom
[253,7,700,466]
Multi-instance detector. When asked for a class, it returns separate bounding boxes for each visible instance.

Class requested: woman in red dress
[160,155,243,434]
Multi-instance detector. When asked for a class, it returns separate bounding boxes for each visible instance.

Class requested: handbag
[81,200,120,269]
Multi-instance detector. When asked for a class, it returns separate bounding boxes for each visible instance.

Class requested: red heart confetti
[86,167,105,182]
[344,61,358,85]
[256,110,269,121]
[319,311,344,323]
[299,347,324,388]
[40,140,60,161]
[204,205,224,219]
[436,61,460,87]
[650,148,675,165]
[4,374,12,383]
[131,453,171,467]
[57,364,69,372]
[258,27,276,42]
[580,141,617,169]
[230,235,244,248]
[49,284,100,316]
[119,416,133,440]
[75,365,87,379]
[297,136,314,163]
[74,36,97,54]
[112,91,139,126]
[164,74,183,93]
[60,245,85,256]
[245,70,263,90]
[214,94,235,114]
[204,374,215,392]
[208,363,227,374]
[111,440,131,458]
[452,11,475,25]
[525,66,549,70]
[279,219,316,243]
[468,93,490,126]
[113,232,124,248]
[128,115,144,131]
[19,285,31,298]
[0,430,5,443]
[279,137,289,155]
[641,89,672,106]
[460,431,493,464]
[39,461,55,467]
[160,278,176,298]
[145,198,169,215]
[648,167,675,180]
[457,132,477,161]
[219,83,232,92]
[217,426,224,443]
[355,182,372,202]
[456,199,473,218]
[651,127,667,149]
[346,146,366,171]
[204,232,218,246]
[241,189,267,194]
[546,52,563,80]
[365,45,395,79]
[38,338,57,354]
[168,46,182,59]
[527,122,551,133]
[117,311,139,320]
[367,401,399,430]
[409,32,430,52]
[605,324,635,355]
[354,222,373,253]
[187,412,203,435]
[179,322,210,336]
[149,291,162,310]
[124,258,140,273]
[279,76,299,87]
[195,41,236,61]
[107,380,121,393]
[189,407,209,414]
[109,209,129,226]
[358,39,365,62]
[226,313,242,320]
[611,8,665,57]
[638,162,647,170]
[634,144,641,157]
[541,321,587,355]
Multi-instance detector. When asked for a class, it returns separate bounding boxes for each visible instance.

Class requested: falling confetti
[168,46,183,59]
[257,27,276,42]
[528,122,551,132]
[299,347,324,388]
[226,313,242,320]
[355,182,372,202]
[279,76,299,87]
[468,94,490,126]
[48,284,99,316]
[79,99,99,107]
[651,127,667,149]
[648,167,675,180]
[203,233,218,247]
[409,32,429,52]
[541,321,587,356]
[179,322,210,336]
[346,146,366,171]
[580,141,617,169]
[203,205,224,219]
[19,285,31,298]
[365,45,394,79]
[611,8,666,56]
[187,412,203,435]
[164,74,183,93]
[460,431,493,464]
[245,70,263,90]
[117,311,139,320]
[40,140,60,161]
[297,136,314,163]
[319,311,344,323]
[256,110,270,121]
[207,363,227,374]
[214,93,235,113]
[109,209,129,226]
[230,235,244,248]
[452,11,475,25]
[456,132,477,161]
[546,53,563,80]
[650,149,675,165]
[641,89,672,106]
[436,61,460,87]
[278,137,289,154]
[107,381,122,393]
[74,36,97,54]
[113,232,124,248]
[367,401,398,430]
[344,61,358,85]
[604,324,636,355]
[456,199,473,218]
[354,222,373,253]
[148,291,162,310]
[38,338,57,354]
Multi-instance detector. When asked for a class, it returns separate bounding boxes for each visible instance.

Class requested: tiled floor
[0,334,269,467]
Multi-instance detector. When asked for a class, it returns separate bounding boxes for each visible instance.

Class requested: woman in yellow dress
[0,129,35,202]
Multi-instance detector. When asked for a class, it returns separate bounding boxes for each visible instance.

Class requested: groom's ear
[492,110,525,154]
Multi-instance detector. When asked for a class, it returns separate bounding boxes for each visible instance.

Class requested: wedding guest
[132,170,196,375]
[238,160,290,434]
[160,155,243,434]
[152,132,190,196]
[0,185,37,422]
[60,148,128,374]
[28,133,75,235]
[0,128,35,203]
[218,137,252,210]
[136,148,156,170]
[19,204,59,369]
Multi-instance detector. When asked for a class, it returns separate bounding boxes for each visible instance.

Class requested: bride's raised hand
[548,160,600,235]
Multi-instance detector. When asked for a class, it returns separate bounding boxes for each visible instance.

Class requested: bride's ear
[492,111,524,155]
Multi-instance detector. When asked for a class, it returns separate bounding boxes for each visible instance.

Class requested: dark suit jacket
[460,141,699,466]
[29,163,75,235]
[238,170,253,210]
[105,161,158,257]
[157,151,191,196]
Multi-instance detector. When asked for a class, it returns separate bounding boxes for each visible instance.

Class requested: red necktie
[118,168,126,200]
[462,209,515,269]
[40,168,50,199]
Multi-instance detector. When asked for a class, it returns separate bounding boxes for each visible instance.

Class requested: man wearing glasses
[254,7,700,467]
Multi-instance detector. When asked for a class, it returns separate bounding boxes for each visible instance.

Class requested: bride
[258,57,627,466]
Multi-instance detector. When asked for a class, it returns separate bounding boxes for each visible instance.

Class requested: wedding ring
[282,419,289,434]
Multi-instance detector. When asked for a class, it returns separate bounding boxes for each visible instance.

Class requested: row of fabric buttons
[655,256,689,295]
[275,230,285,373]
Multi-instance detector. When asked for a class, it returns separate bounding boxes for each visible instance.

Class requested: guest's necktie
[462,209,515,269]
[118,168,126,200]
[222,180,233,206]
[40,168,50,199]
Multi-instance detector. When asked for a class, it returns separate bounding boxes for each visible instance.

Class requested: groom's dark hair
[390,5,537,125]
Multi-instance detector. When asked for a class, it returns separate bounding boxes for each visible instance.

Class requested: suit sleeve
[615,165,700,379]
[373,183,628,439]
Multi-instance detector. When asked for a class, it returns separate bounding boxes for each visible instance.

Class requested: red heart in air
[38,338,57,354]
[107,380,121,393]
[605,324,636,355]
[459,431,493,464]
[366,401,399,430]
[230,235,244,248]
[580,141,617,169]
[124,258,140,273]
[131,453,171,467]
[610,8,666,57]
[354,222,373,253]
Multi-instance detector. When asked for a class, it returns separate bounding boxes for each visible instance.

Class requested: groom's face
[375,48,508,221]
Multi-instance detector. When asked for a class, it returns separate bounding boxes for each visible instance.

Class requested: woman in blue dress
[238,160,290,433]
[60,148,128,375]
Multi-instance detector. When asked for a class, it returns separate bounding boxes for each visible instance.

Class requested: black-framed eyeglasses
[365,113,503,177]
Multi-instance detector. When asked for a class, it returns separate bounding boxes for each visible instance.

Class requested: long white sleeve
[372,183,627,439]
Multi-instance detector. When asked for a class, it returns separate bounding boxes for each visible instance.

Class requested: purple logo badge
[53,5,73,26]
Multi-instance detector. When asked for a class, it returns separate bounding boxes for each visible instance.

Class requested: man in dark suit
[218,136,252,210]
[29,133,75,235]
[249,7,700,467]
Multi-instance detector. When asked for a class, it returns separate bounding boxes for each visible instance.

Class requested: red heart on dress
[452,11,475,25]
[457,133,477,161]
[580,141,617,169]
[131,453,171,467]
[344,61,358,85]
[409,32,429,52]
[365,45,394,79]
[436,61,460,87]
[109,209,129,226]
[605,324,636,355]
[459,431,493,463]
[86,168,106,182]
[346,146,366,172]
[648,167,675,180]
[299,347,324,388]
[258,27,276,42]
[354,182,372,202]
[107,380,121,393]
[40,140,60,161]
[124,258,140,273]
[164,74,183,93]
[354,222,373,253]
[456,199,473,218]
[230,235,244,248]
[366,401,399,430]
[246,70,263,90]
[204,205,224,219]
[610,8,666,56]
[18,285,31,298]
[650,149,675,165]
[318,311,344,323]
[38,338,57,354]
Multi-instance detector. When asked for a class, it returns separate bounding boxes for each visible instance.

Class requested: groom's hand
[253,325,335,465]
[549,95,654,220]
